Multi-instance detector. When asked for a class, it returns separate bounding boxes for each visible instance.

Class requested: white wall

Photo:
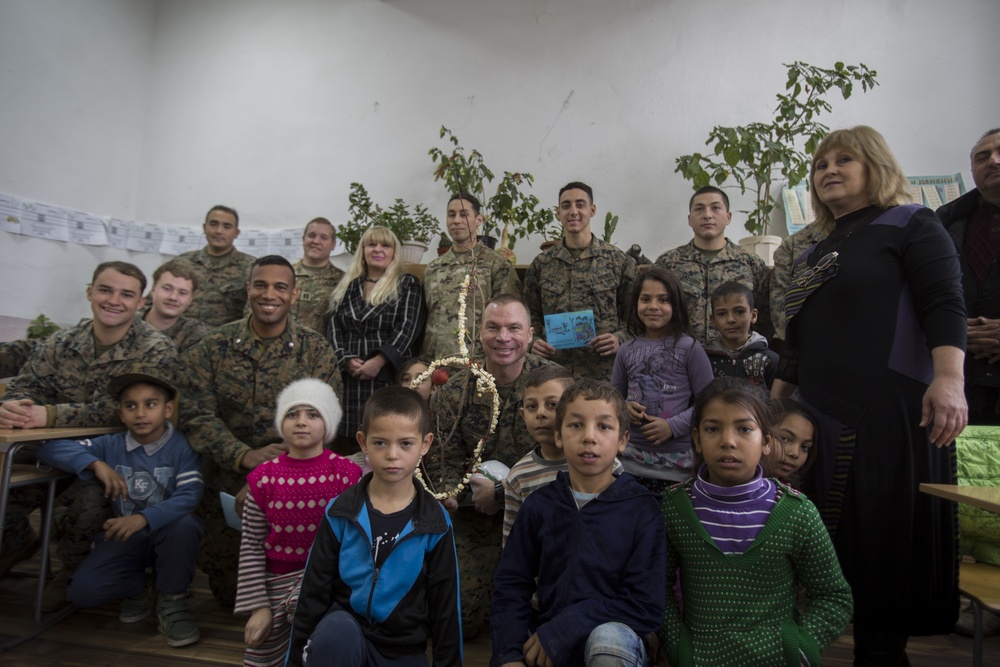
[1,0,998,326]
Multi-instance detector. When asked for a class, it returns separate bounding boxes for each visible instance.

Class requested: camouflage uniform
[171,247,255,327]
[290,261,345,335]
[653,239,772,346]
[522,238,637,380]
[0,339,34,378]
[180,317,342,605]
[426,353,557,637]
[421,245,521,360]
[136,309,213,354]
[0,319,178,568]
[769,223,828,342]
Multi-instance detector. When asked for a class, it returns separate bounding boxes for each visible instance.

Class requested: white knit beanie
[274,378,342,445]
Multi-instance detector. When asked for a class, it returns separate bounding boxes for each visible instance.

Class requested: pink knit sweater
[247,450,361,571]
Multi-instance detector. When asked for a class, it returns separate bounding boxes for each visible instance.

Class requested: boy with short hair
[288,386,462,667]
[705,280,779,389]
[492,380,667,667]
[36,372,204,647]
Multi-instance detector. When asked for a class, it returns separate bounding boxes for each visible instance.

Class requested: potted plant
[339,182,442,263]
[674,61,878,263]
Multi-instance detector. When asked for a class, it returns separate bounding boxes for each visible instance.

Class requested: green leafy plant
[339,183,442,255]
[602,212,619,244]
[26,314,60,340]
[430,127,555,250]
[675,61,879,235]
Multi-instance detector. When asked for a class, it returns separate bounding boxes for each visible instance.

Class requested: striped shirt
[688,465,777,555]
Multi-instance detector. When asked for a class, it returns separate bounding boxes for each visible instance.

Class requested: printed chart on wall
[782,174,966,235]
[0,191,322,261]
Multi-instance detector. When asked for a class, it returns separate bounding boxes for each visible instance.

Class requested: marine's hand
[470,475,500,515]
[89,461,128,500]
[241,443,288,470]
[523,633,553,667]
[245,607,273,648]
[441,497,459,515]
[103,514,147,542]
[530,339,555,359]
[234,484,250,517]
[921,376,968,447]
[0,399,43,429]
[590,333,620,357]
[640,416,673,446]
[967,317,1000,361]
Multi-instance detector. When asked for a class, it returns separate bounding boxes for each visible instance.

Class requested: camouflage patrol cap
[107,372,178,401]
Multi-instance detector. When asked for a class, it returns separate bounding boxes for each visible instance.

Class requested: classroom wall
[1,0,997,325]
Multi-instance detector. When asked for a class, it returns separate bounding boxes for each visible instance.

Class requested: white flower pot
[399,241,428,264]
[738,235,782,267]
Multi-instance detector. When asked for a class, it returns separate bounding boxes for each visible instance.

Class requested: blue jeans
[584,622,649,667]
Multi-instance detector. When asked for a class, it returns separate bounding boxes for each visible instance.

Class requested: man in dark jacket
[938,128,1000,424]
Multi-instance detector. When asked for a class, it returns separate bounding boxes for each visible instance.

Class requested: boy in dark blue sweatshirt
[492,380,667,667]
[37,372,204,647]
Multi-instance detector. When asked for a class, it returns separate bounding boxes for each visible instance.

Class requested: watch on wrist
[493,479,504,504]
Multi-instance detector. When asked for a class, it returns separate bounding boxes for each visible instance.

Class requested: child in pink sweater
[235,379,362,667]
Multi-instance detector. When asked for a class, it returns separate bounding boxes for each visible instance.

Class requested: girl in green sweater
[658,380,852,666]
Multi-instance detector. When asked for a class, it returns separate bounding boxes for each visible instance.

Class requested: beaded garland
[410,273,500,500]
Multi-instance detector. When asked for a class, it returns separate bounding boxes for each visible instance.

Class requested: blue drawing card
[220,491,243,532]
[544,309,596,349]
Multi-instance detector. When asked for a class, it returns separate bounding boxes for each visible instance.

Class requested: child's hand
[102,514,147,542]
[90,461,128,500]
[626,401,647,424]
[640,416,674,446]
[589,333,620,357]
[523,632,553,667]
[441,497,459,515]
[235,484,250,517]
[530,339,556,359]
[245,607,273,648]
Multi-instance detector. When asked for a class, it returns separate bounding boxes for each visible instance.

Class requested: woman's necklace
[363,276,380,284]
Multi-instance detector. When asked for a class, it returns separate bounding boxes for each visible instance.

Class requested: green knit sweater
[658,480,852,666]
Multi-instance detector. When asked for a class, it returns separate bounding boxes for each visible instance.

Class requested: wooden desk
[0,426,122,653]
[919,483,1000,514]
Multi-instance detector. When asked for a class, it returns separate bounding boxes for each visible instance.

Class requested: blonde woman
[328,226,425,450]
[773,126,966,663]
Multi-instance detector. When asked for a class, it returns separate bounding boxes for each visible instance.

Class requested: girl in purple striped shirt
[657,380,851,666]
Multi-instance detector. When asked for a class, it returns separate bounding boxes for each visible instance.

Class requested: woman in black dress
[773,125,967,665]
[328,226,424,450]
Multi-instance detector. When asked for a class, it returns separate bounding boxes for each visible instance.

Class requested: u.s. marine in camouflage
[288,260,344,334]
[769,221,828,343]
[171,205,254,327]
[137,310,212,354]
[180,316,342,606]
[426,352,557,638]
[0,339,35,379]
[523,238,636,380]
[421,244,521,360]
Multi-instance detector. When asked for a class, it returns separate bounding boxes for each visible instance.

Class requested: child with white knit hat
[234,378,362,667]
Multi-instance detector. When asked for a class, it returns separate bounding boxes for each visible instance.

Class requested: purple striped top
[689,465,777,555]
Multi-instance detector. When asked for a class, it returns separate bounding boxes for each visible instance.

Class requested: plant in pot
[674,61,878,264]
[430,127,552,261]
[339,182,442,263]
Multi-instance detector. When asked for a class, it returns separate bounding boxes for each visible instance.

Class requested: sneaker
[40,569,70,613]
[157,591,201,648]
[119,585,152,623]
[955,603,1000,637]
[0,537,40,581]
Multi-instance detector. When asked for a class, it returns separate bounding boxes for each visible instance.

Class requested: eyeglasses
[792,251,838,289]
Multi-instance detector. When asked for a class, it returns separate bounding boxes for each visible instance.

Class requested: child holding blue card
[610,268,714,495]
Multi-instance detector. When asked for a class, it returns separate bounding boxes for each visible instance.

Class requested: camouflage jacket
[769,223,828,341]
[291,260,345,335]
[137,310,213,354]
[180,317,343,477]
[171,247,255,327]
[0,319,178,427]
[0,339,35,379]
[426,354,557,495]
[653,239,772,346]
[523,238,637,380]
[421,244,522,360]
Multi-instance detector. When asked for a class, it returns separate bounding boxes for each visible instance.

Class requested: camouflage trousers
[2,473,110,572]
[451,506,503,640]
[196,468,246,607]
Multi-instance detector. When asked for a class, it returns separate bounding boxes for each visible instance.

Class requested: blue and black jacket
[287,473,462,667]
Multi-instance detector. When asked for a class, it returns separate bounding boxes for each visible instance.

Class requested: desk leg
[0,442,21,559]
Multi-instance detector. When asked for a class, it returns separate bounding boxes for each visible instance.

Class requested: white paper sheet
[67,210,109,246]
[20,201,69,242]
[160,225,204,256]
[125,222,164,253]
[104,217,130,250]
[0,194,22,234]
